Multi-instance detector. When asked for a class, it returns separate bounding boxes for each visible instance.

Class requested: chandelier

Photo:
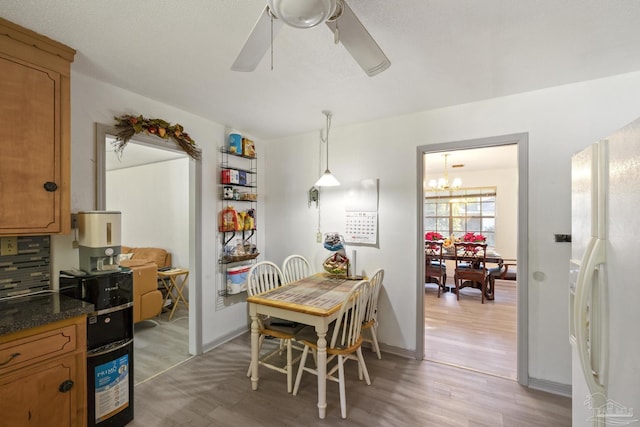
[428,153,462,191]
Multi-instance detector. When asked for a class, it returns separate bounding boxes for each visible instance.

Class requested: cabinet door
[0,354,79,426]
[0,54,62,234]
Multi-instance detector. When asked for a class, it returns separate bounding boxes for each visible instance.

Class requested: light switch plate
[0,237,18,256]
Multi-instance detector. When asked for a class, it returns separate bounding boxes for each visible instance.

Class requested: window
[424,187,496,246]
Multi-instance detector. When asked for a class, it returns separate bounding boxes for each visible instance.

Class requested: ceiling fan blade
[326,1,390,76]
[231,6,284,72]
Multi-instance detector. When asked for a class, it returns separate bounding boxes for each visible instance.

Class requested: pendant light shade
[315,110,340,187]
[268,0,337,28]
[315,169,340,187]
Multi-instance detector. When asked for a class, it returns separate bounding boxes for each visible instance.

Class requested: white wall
[51,71,263,352]
[106,157,190,271]
[263,70,640,386]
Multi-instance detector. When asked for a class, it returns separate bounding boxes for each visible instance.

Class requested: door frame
[95,123,203,356]
[415,132,529,386]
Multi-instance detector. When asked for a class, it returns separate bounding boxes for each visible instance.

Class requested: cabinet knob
[58,379,74,393]
[43,182,58,192]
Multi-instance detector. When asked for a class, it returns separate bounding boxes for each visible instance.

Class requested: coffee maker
[78,211,122,274]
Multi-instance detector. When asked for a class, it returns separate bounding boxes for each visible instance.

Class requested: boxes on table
[221,169,239,184]
[226,265,250,294]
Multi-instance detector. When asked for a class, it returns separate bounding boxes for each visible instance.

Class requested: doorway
[95,123,202,383]
[416,133,529,386]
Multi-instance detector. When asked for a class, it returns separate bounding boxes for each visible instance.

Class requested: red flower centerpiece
[425,231,443,241]
[462,232,486,252]
[462,232,486,243]
[425,232,444,251]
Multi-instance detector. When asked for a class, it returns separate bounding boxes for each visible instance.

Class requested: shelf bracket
[243,229,255,242]
[222,231,236,247]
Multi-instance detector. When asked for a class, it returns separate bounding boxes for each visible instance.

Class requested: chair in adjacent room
[499,259,518,281]
[293,280,372,419]
[246,261,302,393]
[453,242,489,303]
[281,254,312,284]
[362,268,384,359]
[425,240,447,296]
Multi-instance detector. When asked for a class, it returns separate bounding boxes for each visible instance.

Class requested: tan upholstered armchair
[119,246,172,323]
[120,246,172,269]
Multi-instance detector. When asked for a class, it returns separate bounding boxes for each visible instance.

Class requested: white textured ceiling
[3,0,640,140]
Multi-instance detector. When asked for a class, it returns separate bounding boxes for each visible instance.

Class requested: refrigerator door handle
[574,237,607,396]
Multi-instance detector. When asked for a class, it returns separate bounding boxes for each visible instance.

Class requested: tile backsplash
[0,236,50,298]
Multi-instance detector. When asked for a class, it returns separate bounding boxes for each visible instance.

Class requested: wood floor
[129,331,570,426]
[128,281,570,425]
[133,305,191,384]
[424,279,517,380]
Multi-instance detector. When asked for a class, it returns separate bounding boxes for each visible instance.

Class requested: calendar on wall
[345,211,377,244]
[344,178,378,245]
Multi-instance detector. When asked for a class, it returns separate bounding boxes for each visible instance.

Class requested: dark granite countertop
[0,291,94,336]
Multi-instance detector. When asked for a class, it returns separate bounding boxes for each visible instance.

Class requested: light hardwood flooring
[129,331,570,426]
[134,305,191,384]
[424,279,518,380]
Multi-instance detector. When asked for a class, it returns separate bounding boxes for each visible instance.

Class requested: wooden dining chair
[425,240,447,296]
[246,261,302,393]
[362,268,384,359]
[281,254,312,284]
[499,259,518,281]
[293,280,372,419]
[453,242,489,303]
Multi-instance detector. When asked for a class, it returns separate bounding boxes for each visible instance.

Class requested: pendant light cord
[270,11,274,71]
[321,110,332,171]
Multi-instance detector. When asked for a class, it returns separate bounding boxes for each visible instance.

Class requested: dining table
[440,247,503,300]
[246,274,361,419]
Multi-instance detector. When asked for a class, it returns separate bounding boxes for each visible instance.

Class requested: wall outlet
[0,237,18,256]
[554,234,572,243]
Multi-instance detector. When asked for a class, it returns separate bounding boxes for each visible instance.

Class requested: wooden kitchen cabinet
[0,18,75,235]
[0,316,87,427]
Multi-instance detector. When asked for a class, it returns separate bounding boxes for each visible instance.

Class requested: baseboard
[202,326,248,353]
[363,341,416,359]
[527,377,572,397]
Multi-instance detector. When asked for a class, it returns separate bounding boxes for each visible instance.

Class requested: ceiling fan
[231,0,391,77]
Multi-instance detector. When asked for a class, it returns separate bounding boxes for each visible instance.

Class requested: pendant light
[315,110,340,187]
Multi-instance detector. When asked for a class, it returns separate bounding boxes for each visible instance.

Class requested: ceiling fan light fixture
[268,0,337,28]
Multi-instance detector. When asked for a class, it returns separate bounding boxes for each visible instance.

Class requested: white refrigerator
[570,118,640,426]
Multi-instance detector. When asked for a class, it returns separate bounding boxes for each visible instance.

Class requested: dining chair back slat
[453,242,489,303]
[247,261,283,296]
[425,240,447,296]
[362,268,384,359]
[282,255,312,284]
